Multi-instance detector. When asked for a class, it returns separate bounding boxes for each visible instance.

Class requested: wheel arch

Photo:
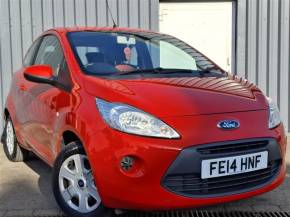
[3,108,10,121]
[59,128,88,153]
[54,128,85,162]
[62,130,82,146]
[1,108,10,142]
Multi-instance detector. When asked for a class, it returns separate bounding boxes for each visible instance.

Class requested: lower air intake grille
[163,161,280,197]
[162,138,282,197]
[197,140,268,155]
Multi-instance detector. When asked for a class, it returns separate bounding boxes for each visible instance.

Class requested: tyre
[52,141,112,217]
[2,117,28,162]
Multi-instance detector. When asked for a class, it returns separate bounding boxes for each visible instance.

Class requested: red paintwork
[4,27,287,210]
[24,65,53,79]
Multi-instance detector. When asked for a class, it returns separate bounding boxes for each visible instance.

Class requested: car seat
[86,52,105,64]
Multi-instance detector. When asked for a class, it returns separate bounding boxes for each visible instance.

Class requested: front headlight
[267,97,281,129]
[96,98,180,138]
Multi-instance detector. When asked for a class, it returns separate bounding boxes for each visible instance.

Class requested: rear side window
[23,38,41,67]
[34,35,64,76]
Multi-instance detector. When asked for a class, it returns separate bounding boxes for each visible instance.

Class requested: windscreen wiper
[119,67,200,75]
[201,65,223,73]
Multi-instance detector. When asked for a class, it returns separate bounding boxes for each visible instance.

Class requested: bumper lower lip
[102,160,286,211]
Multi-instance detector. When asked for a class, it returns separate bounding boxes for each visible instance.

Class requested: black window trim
[53,57,73,92]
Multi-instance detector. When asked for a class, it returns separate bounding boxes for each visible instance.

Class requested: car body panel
[84,75,268,118]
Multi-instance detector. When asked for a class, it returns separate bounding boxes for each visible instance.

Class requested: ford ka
[1,27,287,217]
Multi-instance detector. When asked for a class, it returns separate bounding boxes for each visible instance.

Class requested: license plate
[201,151,268,179]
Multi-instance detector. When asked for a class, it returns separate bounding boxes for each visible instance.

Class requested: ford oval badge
[217,120,240,130]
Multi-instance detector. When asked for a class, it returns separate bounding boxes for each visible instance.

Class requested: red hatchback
[1,27,287,217]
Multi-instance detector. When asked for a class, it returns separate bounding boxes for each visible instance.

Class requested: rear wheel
[52,141,112,217]
[2,118,28,162]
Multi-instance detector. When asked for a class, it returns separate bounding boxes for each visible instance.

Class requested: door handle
[19,84,27,91]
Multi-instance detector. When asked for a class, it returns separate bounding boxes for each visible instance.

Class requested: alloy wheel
[58,154,101,213]
[6,120,14,155]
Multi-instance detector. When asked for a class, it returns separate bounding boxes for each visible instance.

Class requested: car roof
[47,26,157,35]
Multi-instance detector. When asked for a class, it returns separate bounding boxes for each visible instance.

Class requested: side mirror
[24,65,54,84]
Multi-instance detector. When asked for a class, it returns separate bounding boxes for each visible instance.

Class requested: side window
[23,38,41,67]
[34,35,64,76]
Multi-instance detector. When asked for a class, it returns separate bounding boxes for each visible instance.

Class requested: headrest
[86,52,105,63]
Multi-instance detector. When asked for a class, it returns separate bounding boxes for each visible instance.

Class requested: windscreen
[67,31,224,77]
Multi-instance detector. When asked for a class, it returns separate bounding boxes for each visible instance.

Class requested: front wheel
[52,141,112,217]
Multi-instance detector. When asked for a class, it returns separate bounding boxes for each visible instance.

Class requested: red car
[1,27,287,217]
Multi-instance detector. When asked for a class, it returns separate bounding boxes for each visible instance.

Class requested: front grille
[163,160,280,197]
[197,140,268,155]
[162,138,282,197]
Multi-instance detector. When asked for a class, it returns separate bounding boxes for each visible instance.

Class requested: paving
[0,136,289,217]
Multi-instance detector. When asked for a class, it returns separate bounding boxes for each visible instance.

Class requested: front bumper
[162,138,282,198]
[86,111,287,210]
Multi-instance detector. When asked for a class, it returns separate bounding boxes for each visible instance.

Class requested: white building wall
[236,0,290,131]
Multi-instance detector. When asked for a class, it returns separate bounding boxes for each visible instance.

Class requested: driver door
[23,35,71,164]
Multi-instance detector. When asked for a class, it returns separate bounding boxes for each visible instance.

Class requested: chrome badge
[217,120,240,130]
